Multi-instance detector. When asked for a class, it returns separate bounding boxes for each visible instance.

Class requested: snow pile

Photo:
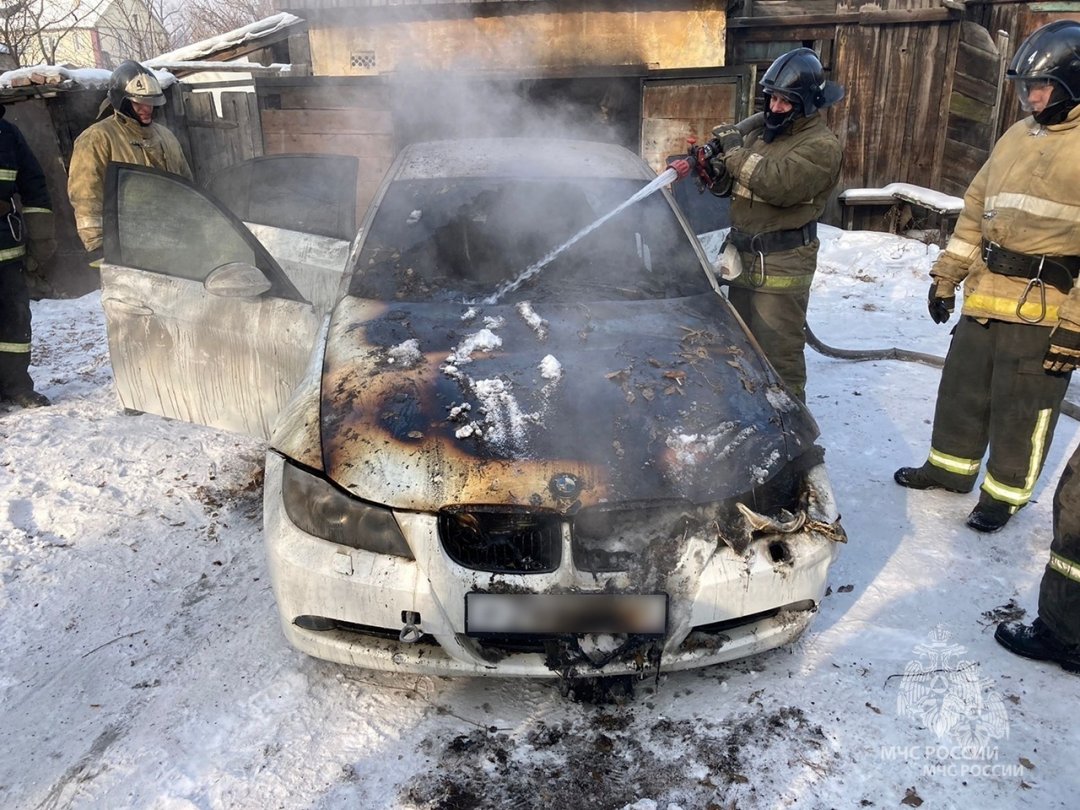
[0,65,176,90]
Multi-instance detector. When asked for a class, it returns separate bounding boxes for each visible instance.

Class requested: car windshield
[348,177,712,303]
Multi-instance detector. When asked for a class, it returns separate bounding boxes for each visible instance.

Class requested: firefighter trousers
[1040,440,1080,646]
[925,317,1070,508]
[0,258,33,397]
[727,285,811,401]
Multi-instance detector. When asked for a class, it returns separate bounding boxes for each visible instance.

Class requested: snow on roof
[146,60,292,76]
[0,64,176,91]
[146,13,304,67]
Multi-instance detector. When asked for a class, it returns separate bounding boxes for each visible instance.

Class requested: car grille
[439,453,812,575]
[573,502,695,573]
[438,507,562,573]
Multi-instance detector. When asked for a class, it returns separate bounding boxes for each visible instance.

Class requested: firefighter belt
[982,239,1080,295]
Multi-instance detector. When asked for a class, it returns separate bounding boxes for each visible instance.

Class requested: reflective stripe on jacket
[722,113,842,293]
[0,115,52,262]
[931,105,1080,328]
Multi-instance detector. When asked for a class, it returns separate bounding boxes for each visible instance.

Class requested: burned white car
[99,139,844,680]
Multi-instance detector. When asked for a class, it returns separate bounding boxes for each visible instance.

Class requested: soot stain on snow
[191,458,265,520]
[979,599,1026,626]
[402,706,830,809]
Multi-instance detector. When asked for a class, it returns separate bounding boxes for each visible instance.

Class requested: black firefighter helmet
[758,48,843,142]
[1006,20,1080,124]
[107,60,166,114]
[760,47,844,117]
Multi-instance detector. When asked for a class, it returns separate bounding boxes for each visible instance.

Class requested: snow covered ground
[2,225,1077,809]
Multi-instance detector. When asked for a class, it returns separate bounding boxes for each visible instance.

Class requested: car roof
[393,138,656,182]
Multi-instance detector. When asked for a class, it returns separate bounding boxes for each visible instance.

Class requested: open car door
[99,159,355,440]
[204,154,360,311]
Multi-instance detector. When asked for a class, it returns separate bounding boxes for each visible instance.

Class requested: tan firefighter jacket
[931,104,1080,329]
[68,111,193,252]
[715,113,842,294]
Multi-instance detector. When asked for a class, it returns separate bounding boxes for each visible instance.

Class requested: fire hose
[804,323,1080,421]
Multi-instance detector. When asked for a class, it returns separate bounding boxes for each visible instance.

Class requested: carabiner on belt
[748,233,766,289]
[1017,255,1047,324]
[6,196,21,243]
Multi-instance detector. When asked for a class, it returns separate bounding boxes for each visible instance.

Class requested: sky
[1,223,1078,808]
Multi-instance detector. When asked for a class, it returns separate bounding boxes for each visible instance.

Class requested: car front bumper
[263,453,842,678]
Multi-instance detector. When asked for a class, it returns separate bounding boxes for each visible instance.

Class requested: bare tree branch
[0,0,277,69]
[179,0,276,43]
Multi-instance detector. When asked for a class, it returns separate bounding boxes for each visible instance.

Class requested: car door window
[107,164,304,301]
[205,155,359,240]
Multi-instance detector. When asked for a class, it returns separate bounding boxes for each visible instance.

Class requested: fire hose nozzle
[669,156,694,180]
[668,112,764,185]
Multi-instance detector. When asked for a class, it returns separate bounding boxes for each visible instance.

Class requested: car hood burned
[317,292,819,512]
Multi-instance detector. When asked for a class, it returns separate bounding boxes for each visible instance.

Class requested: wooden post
[990,29,1010,148]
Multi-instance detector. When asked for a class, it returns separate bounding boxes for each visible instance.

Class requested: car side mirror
[204,262,273,298]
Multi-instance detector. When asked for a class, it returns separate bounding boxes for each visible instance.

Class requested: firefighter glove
[1043,324,1080,373]
[707,157,733,197]
[927,279,955,324]
[711,124,743,154]
[23,210,56,273]
[669,158,693,180]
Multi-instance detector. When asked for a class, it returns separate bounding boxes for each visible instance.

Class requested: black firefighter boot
[7,389,50,408]
[893,464,969,493]
[995,617,1080,673]
[966,493,1013,533]
[0,352,49,408]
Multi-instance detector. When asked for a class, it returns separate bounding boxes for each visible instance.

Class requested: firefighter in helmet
[979,21,1080,672]
[0,105,55,408]
[895,20,1080,536]
[680,48,844,401]
[68,60,192,260]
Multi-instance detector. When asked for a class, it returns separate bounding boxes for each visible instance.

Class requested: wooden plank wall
[744,0,837,17]
[182,90,263,187]
[966,4,1080,139]
[940,22,1000,197]
[257,79,395,221]
[641,79,742,174]
[836,0,944,10]
[832,21,956,203]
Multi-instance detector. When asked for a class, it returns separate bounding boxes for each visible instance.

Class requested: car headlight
[281,461,413,559]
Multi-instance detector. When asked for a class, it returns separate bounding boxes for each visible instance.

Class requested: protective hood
[318,294,819,511]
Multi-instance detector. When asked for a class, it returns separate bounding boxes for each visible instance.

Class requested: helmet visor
[1011,77,1064,112]
[767,87,798,103]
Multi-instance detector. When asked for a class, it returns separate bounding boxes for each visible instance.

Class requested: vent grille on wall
[350,51,376,69]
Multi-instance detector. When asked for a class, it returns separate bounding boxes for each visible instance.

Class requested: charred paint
[320,293,819,512]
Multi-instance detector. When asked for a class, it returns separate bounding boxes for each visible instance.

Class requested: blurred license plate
[466,593,667,635]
